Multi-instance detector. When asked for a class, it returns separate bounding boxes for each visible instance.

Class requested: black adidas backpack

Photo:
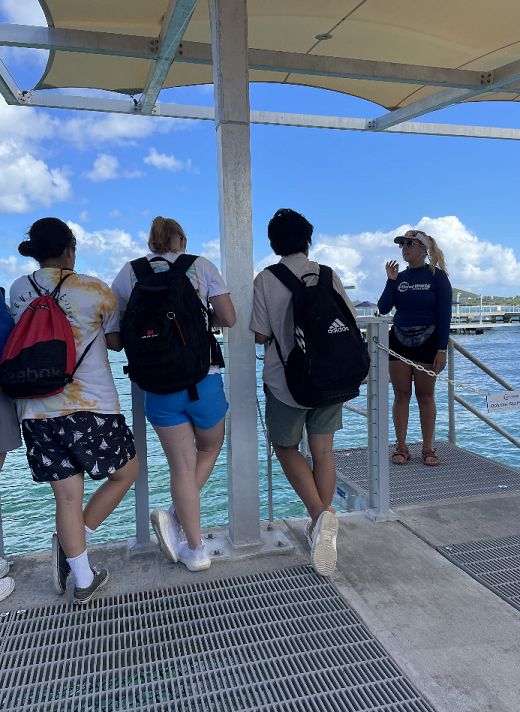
[266,263,370,408]
[122,255,224,400]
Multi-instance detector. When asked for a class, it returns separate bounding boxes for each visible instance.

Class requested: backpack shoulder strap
[169,253,198,275]
[28,273,42,296]
[51,270,75,299]
[131,257,156,285]
[317,264,333,289]
[266,264,305,295]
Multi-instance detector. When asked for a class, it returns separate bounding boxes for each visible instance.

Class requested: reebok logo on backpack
[266,263,370,408]
[0,272,96,399]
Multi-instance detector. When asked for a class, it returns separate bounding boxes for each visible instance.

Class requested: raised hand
[385,260,399,280]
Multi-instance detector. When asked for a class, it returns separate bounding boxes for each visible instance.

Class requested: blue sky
[1,1,520,301]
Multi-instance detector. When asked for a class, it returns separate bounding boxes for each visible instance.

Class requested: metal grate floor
[438,535,520,613]
[0,565,435,712]
[334,440,520,505]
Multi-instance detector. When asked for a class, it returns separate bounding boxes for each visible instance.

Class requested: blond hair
[148,216,186,255]
[424,234,449,277]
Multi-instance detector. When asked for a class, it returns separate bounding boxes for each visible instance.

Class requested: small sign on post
[486,391,520,413]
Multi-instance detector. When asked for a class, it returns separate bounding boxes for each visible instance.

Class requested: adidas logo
[328,319,349,334]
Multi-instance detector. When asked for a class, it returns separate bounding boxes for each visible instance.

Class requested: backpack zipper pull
[167,312,186,345]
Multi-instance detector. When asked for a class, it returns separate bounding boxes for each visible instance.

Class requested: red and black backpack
[0,272,95,399]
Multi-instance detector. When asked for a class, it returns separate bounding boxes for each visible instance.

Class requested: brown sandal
[422,448,440,466]
[391,445,410,465]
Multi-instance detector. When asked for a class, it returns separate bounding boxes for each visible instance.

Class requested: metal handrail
[448,337,519,449]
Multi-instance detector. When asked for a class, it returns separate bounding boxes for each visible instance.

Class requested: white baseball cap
[393,229,430,248]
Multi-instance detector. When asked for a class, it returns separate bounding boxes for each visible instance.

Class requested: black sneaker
[73,566,109,605]
[52,533,70,595]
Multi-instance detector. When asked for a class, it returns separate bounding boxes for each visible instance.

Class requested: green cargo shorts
[265,387,343,447]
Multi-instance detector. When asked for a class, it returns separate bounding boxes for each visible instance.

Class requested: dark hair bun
[18,217,76,264]
[18,240,39,259]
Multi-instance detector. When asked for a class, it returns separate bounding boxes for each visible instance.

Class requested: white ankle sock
[85,525,95,542]
[67,550,93,588]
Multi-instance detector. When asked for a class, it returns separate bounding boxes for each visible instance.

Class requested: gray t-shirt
[250,253,357,409]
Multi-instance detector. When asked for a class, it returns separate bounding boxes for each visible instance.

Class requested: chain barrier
[373,337,489,396]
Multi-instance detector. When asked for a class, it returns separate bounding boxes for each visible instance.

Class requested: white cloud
[0,255,38,291]
[122,168,145,179]
[78,210,89,223]
[109,210,121,218]
[57,114,192,150]
[67,222,148,280]
[0,102,71,213]
[255,216,520,299]
[0,139,71,212]
[141,210,150,216]
[85,154,119,182]
[200,239,220,261]
[143,147,197,173]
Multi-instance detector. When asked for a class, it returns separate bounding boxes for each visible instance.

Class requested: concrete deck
[2,491,520,711]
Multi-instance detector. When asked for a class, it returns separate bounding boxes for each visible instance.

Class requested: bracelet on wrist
[437,349,447,353]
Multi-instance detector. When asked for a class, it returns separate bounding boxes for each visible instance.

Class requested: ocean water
[2,326,520,555]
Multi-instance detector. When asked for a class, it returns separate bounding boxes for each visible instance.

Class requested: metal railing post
[267,440,273,523]
[130,382,151,549]
[366,322,376,509]
[0,496,5,559]
[363,316,397,522]
[448,338,456,444]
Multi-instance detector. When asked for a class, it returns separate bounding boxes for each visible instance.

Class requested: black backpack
[122,255,224,400]
[266,263,370,408]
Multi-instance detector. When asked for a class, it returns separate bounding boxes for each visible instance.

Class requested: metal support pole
[210,0,261,547]
[448,338,456,444]
[0,496,5,559]
[364,317,397,522]
[130,382,151,550]
[267,441,273,523]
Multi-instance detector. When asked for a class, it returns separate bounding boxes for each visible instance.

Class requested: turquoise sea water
[2,326,520,555]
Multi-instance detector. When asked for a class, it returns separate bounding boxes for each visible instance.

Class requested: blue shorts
[145,374,229,429]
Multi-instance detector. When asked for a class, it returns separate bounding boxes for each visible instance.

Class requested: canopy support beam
[210,0,261,547]
[0,57,20,104]
[3,22,520,94]
[138,0,199,114]
[16,90,520,141]
[374,57,520,129]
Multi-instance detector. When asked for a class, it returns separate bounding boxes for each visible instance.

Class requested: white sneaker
[177,541,211,572]
[0,576,14,602]
[310,511,338,577]
[0,558,10,579]
[150,508,179,563]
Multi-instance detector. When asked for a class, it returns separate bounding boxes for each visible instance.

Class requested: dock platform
[1,442,520,711]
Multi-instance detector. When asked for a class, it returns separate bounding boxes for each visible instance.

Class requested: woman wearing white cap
[378,229,451,466]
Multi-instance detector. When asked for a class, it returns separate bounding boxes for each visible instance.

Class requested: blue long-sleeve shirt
[378,265,452,349]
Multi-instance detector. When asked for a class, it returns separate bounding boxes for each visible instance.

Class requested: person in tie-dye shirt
[10,218,138,605]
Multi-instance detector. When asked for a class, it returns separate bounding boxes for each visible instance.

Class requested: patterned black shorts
[22,412,136,483]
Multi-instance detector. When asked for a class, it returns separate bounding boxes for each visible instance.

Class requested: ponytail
[148,216,186,254]
[425,235,449,277]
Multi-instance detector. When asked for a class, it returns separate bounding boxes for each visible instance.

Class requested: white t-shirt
[111,252,230,376]
[10,269,121,421]
[250,253,357,409]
